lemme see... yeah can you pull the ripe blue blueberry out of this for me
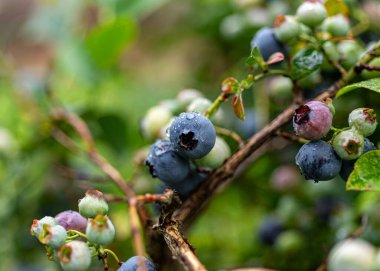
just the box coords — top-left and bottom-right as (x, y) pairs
(258, 217), (283, 246)
(293, 101), (333, 140)
(145, 139), (190, 184)
(169, 171), (209, 199)
(340, 138), (377, 182)
(169, 112), (216, 160)
(55, 210), (87, 233)
(250, 27), (286, 61)
(117, 256), (156, 271)
(295, 140), (342, 181)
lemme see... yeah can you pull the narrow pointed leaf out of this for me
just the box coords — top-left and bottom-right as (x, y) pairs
(232, 94), (245, 120)
(336, 78), (380, 97)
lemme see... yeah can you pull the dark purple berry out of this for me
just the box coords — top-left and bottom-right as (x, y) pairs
(250, 27), (286, 60)
(258, 217), (283, 246)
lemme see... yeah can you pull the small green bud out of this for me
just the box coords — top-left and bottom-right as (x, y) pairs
(78, 190), (109, 218)
(30, 216), (57, 238)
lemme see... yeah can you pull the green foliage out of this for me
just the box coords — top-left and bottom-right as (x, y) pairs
(346, 150), (380, 191)
(336, 78), (380, 97)
(291, 46), (323, 80)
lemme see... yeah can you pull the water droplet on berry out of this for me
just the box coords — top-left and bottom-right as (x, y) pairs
(186, 113), (195, 120)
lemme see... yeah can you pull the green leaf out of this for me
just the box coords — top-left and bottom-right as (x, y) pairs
(246, 47), (266, 70)
(85, 17), (138, 69)
(346, 150), (380, 191)
(325, 0), (349, 17)
(291, 46), (323, 80)
(336, 78), (380, 97)
(232, 94), (245, 120)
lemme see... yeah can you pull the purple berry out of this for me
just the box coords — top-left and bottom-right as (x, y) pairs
(258, 217), (283, 246)
(118, 256), (156, 271)
(293, 101), (333, 140)
(55, 210), (87, 233)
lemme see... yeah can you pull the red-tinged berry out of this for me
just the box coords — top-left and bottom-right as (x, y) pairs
(86, 214), (115, 245)
(78, 190), (109, 218)
(348, 108), (377, 137)
(293, 101), (333, 140)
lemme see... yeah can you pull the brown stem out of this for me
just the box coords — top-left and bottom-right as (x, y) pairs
(215, 126), (245, 148)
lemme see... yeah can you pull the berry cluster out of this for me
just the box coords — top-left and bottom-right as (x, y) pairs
(294, 102), (377, 182)
(142, 89), (233, 199)
(145, 111), (216, 198)
(31, 190), (114, 270)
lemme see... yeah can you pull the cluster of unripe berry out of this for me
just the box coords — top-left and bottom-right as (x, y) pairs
(250, 0), (362, 69)
(293, 100), (377, 182)
(30, 190), (156, 271)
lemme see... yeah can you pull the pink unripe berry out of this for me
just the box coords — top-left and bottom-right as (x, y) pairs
(293, 101), (333, 140)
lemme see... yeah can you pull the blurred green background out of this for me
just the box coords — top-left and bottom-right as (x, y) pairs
(1, 0), (380, 270)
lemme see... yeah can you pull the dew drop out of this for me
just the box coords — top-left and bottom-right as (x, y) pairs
(186, 113), (195, 120)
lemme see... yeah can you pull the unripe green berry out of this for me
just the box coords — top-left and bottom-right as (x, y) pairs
(362, 58), (380, 79)
(269, 76), (293, 99)
(187, 97), (212, 113)
(348, 108), (377, 137)
(141, 105), (173, 140)
(296, 0), (327, 27)
(86, 214), (115, 245)
(328, 239), (377, 271)
(176, 88), (204, 108)
(39, 224), (67, 249)
(322, 15), (350, 37)
(274, 15), (301, 43)
(78, 190), (109, 218)
(332, 129), (364, 160)
(57, 241), (91, 271)
(197, 136), (231, 169)
(338, 41), (364, 69)
(30, 216), (57, 238)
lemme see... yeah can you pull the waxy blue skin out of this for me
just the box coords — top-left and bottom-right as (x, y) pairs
(258, 217), (283, 246)
(145, 140), (190, 184)
(340, 138), (377, 182)
(250, 27), (287, 60)
(296, 140), (342, 181)
(118, 256), (156, 271)
(169, 112), (216, 160)
(169, 171), (209, 199)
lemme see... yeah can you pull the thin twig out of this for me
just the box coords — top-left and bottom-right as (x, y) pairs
(215, 126), (245, 148)
(275, 130), (309, 144)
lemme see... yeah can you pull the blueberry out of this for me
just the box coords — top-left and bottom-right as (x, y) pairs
(273, 16), (301, 43)
(235, 109), (256, 140)
(169, 112), (216, 160)
(78, 189), (109, 218)
(169, 171), (208, 199)
(39, 224), (67, 248)
(197, 136), (231, 169)
(250, 27), (286, 61)
(322, 14), (350, 38)
(340, 138), (377, 181)
(332, 129), (364, 160)
(145, 139), (191, 184)
(118, 256), (156, 271)
(258, 217), (283, 246)
(141, 105), (173, 140)
(314, 196), (338, 222)
(296, 0), (327, 27)
(348, 108), (377, 137)
(293, 101), (333, 140)
(57, 241), (91, 271)
(86, 215), (115, 245)
(295, 140), (342, 181)
(55, 210), (87, 233)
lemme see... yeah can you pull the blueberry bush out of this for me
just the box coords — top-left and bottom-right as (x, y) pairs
(2, 0), (380, 270)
